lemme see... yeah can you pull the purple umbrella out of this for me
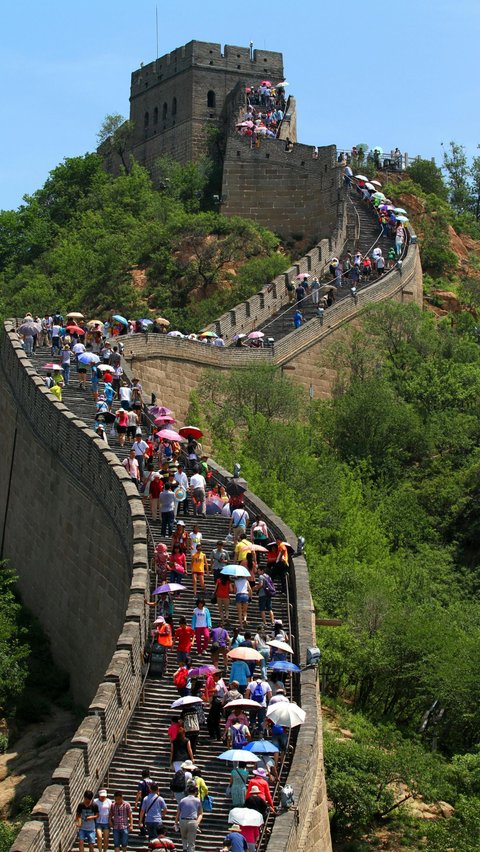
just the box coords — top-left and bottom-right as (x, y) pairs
(188, 665), (218, 678)
(153, 583), (186, 595)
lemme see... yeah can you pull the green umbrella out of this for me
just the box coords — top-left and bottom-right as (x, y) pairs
(356, 143), (369, 151)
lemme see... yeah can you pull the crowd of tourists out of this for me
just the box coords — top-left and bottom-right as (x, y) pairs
(236, 80), (287, 142)
(17, 316), (304, 852)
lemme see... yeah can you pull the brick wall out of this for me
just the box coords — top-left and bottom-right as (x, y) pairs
(1, 324), (150, 852)
(221, 134), (342, 243)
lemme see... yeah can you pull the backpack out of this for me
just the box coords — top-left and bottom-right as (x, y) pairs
(169, 769), (186, 792)
(262, 574), (277, 597)
(183, 712), (200, 733)
(251, 681), (265, 704)
(139, 778), (152, 798)
(173, 668), (188, 689)
(280, 784), (295, 810)
(231, 725), (248, 748)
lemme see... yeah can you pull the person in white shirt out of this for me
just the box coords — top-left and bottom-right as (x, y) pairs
(190, 471), (207, 517)
(174, 464), (189, 516)
(189, 525), (202, 553)
(132, 435), (148, 479)
(123, 450), (140, 486)
(119, 384), (132, 409)
(94, 789), (112, 852)
(213, 335), (225, 347)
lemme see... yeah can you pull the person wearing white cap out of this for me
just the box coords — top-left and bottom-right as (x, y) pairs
(94, 789), (112, 852)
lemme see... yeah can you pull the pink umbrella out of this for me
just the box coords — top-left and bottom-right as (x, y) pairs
(237, 121), (254, 128)
(154, 415), (176, 425)
(247, 331), (264, 340)
(156, 428), (185, 442)
(296, 273), (310, 280)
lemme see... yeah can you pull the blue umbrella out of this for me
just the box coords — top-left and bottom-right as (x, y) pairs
(243, 741), (279, 754)
(112, 314), (128, 325)
(221, 565), (250, 578)
(268, 661), (301, 673)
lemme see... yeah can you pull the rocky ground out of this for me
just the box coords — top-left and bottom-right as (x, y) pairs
(0, 707), (76, 819)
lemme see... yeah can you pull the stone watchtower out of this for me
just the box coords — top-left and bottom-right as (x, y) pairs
(127, 40), (285, 170)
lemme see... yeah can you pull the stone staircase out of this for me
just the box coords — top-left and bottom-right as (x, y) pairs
(257, 194), (393, 344)
(32, 346), (293, 851)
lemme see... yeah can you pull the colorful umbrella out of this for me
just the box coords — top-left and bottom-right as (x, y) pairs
(153, 583), (186, 595)
(267, 640), (294, 654)
(247, 331), (264, 339)
(112, 314), (128, 325)
(156, 428), (184, 442)
(221, 565), (251, 578)
(149, 406), (173, 417)
(269, 661), (301, 673)
(66, 324), (85, 335)
(243, 741), (279, 754)
(171, 696), (203, 709)
(266, 702), (306, 727)
(218, 750), (260, 764)
(179, 426), (203, 440)
(198, 331), (218, 338)
(206, 501), (222, 516)
(40, 363), (63, 370)
(78, 352), (100, 365)
(228, 807), (263, 826)
(227, 648), (264, 662)
(188, 665), (218, 678)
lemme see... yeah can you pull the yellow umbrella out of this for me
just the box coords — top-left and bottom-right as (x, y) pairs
(66, 311), (84, 319)
(87, 319), (104, 328)
(155, 316), (170, 326)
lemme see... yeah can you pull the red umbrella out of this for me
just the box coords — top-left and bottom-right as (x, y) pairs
(65, 324), (85, 335)
(156, 428), (185, 442)
(261, 80), (272, 87)
(179, 426), (203, 440)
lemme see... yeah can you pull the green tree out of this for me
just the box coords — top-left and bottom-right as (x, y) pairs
(97, 113), (135, 173)
(443, 141), (472, 213)
(0, 563), (29, 713)
(408, 159), (448, 199)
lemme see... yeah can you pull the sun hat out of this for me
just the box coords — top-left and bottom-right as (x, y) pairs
(253, 768), (268, 778)
(98, 789), (107, 797)
(181, 760), (197, 770)
(249, 785), (261, 793)
(229, 825), (242, 832)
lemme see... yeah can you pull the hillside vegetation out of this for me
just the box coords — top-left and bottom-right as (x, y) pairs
(0, 154), (288, 330)
(192, 299), (480, 849)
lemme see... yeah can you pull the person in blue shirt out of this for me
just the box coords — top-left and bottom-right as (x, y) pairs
(293, 309), (303, 329)
(222, 825), (248, 852)
(139, 784), (167, 841)
(229, 659), (251, 694)
(104, 382), (114, 410)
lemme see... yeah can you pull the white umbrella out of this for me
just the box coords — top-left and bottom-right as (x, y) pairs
(167, 330), (184, 338)
(66, 311), (84, 319)
(228, 807), (264, 827)
(224, 699), (263, 710)
(217, 750), (260, 764)
(96, 364), (111, 372)
(170, 696), (203, 709)
(78, 352), (100, 365)
(266, 702), (306, 728)
(267, 640), (294, 654)
(355, 174), (368, 181)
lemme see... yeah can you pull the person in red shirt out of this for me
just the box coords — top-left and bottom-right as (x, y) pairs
(246, 768), (274, 809)
(169, 544), (186, 583)
(149, 473), (163, 521)
(103, 370), (113, 384)
(175, 616), (195, 663)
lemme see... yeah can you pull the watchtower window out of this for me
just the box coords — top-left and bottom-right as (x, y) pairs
(144, 111), (149, 128)
(162, 102), (168, 120)
(153, 107), (158, 125)
(172, 97), (177, 116)
(207, 90), (216, 108)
